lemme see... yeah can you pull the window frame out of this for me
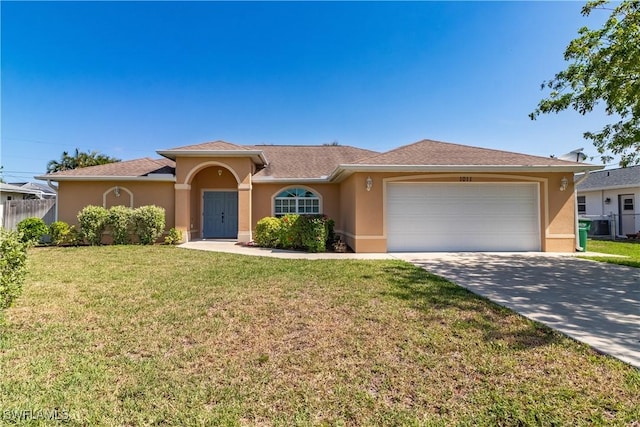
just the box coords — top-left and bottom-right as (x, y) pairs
(577, 195), (586, 214)
(273, 187), (322, 216)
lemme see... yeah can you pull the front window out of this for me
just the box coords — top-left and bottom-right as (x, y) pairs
(577, 196), (586, 214)
(274, 188), (320, 215)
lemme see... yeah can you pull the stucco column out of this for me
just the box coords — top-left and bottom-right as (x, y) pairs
(237, 183), (252, 243)
(175, 184), (191, 242)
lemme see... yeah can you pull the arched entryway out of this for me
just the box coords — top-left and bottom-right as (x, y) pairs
(188, 163), (240, 239)
(173, 154), (254, 243)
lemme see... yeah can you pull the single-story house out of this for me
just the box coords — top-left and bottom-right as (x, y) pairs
(576, 165), (640, 237)
(0, 182), (52, 202)
(35, 139), (602, 252)
(9, 182), (57, 199)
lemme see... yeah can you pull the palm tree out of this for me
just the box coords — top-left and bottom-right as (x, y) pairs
(47, 149), (120, 173)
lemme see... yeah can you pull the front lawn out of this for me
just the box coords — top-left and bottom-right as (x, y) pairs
(1, 246), (639, 425)
(584, 238), (640, 268)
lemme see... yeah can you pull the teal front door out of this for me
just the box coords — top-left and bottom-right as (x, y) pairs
(203, 191), (238, 238)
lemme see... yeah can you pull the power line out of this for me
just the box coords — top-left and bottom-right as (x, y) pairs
(1, 136), (67, 146)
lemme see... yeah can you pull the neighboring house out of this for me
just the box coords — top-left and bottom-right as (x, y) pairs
(1, 182), (57, 230)
(35, 139), (601, 252)
(576, 165), (640, 237)
(0, 182), (49, 202)
(9, 182), (57, 199)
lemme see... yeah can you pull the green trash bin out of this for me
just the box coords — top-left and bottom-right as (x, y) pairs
(578, 218), (592, 252)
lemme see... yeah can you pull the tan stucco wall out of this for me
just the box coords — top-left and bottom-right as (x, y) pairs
(57, 181), (175, 230)
(338, 175), (357, 250)
(56, 168), (577, 252)
(175, 157), (253, 185)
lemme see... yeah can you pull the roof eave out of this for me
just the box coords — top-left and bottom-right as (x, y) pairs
(157, 149), (268, 166)
(34, 175), (177, 182)
(577, 184), (640, 192)
(252, 177), (329, 184)
(327, 164), (604, 181)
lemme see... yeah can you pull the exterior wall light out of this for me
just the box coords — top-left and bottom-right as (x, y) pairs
(560, 177), (569, 192)
(114, 186), (120, 197)
(605, 197), (611, 204)
(366, 176), (373, 192)
(218, 169), (223, 176)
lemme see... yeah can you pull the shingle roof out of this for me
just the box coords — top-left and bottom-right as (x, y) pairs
(576, 165), (640, 191)
(352, 139), (586, 166)
(37, 139), (600, 182)
(163, 140), (253, 151)
(0, 182), (46, 196)
(37, 158), (175, 178)
(251, 145), (379, 179)
(9, 182), (57, 194)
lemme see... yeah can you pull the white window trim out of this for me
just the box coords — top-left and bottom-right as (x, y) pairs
(577, 195), (586, 214)
(271, 186), (322, 216)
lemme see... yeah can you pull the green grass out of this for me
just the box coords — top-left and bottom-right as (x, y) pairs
(583, 238), (640, 267)
(1, 246), (639, 426)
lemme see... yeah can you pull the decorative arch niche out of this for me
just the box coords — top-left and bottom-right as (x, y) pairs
(103, 186), (133, 208)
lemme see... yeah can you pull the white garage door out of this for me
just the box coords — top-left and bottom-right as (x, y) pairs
(387, 182), (540, 252)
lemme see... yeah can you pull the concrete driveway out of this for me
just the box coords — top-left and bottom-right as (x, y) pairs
(393, 253), (640, 369)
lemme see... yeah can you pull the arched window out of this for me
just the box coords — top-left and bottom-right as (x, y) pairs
(274, 188), (320, 215)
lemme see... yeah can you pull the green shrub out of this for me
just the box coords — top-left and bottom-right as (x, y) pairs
(164, 228), (183, 245)
(0, 229), (29, 310)
(49, 221), (82, 246)
(254, 217), (281, 248)
(107, 205), (133, 245)
(255, 214), (332, 252)
(16, 217), (48, 244)
(132, 205), (165, 245)
(49, 221), (71, 245)
(78, 206), (109, 245)
(305, 216), (328, 253)
(65, 226), (82, 246)
(290, 215), (327, 253)
(325, 218), (336, 247)
(278, 214), (300, 249)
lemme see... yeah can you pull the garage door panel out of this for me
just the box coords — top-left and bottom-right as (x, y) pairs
(387, 183), (540, 252)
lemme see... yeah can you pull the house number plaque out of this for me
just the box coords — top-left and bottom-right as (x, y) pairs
(459, 176), (473, 182)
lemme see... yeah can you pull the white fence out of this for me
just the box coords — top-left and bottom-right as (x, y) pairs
(1, 199), (56, 231)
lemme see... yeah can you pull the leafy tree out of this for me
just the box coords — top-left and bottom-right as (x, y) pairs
(47, 148), (120, 173)
(530, 0), (640, 166)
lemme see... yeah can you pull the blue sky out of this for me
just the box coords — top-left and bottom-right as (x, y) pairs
(1, 1), (612, 182)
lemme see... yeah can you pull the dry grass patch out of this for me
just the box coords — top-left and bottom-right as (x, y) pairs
(1, 246), (639, 426)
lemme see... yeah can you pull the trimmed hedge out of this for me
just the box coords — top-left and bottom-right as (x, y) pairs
(108, 205), (133, 245)
(78, 205), (109, 245)
(78, 205), (166, 245)
(254, 214), (335, 253)
(132, 205), (165, 245)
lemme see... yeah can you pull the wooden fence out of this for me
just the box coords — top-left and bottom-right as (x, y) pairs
(1, 199), (56, 231)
